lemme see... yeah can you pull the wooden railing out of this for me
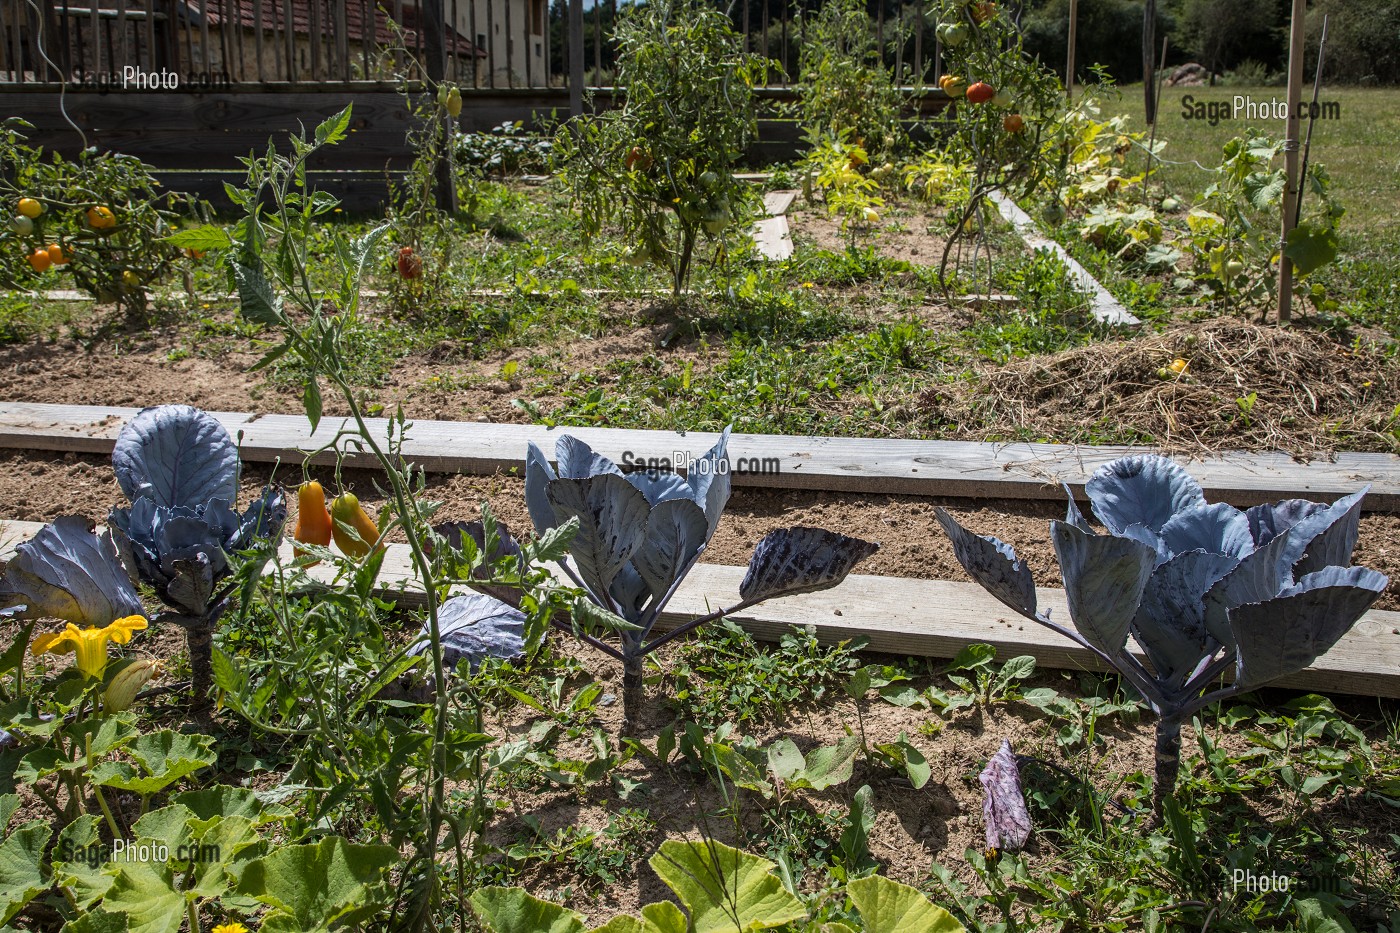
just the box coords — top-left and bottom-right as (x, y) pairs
(0, 0), (553, 89)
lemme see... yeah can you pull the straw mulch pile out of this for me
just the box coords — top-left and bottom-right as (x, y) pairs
(929, 317), (1400, 455)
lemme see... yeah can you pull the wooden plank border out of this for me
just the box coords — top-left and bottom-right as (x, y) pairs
(989, 190), (1141, 327)
(1, 519), (1396, 698)
(0, 401), (1398, 509)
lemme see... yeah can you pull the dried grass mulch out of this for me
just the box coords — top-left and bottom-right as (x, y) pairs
(930, 317), (1400, 456)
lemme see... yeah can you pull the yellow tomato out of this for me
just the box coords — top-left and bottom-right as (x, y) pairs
(1169, 358), (1188, 374)
(26, 249), (52, 273)
(86, 206), (117, 230)
(17, 198), (43, 219)
(121, 270), (140, 287)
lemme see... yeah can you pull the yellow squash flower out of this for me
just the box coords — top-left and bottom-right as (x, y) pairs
(30, 616), (148, 679)
(212, 923), (249, 933)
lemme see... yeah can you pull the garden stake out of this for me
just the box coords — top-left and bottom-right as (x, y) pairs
(1294, 15), (1329, 228)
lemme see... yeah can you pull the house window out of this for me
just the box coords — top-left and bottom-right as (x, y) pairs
(535, 41), (542, 57)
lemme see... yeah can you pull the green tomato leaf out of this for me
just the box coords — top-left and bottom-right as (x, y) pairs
(162, 225), (232, 251)
(649, 839), (805, 932)
(314, 104), (353, 147)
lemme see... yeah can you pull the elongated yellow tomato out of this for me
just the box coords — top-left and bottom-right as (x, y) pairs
(330, 491), (383, 559)
(293, 481), (333, 562)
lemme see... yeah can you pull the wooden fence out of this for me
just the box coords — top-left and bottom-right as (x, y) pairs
(0, 0), (550, 89)
(0, 0), (947, 92)
(0, 0), (951, 209)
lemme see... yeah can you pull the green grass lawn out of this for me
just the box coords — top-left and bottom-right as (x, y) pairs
(1104, 84), (1400, 244)
(1102, 84), (1400, 337)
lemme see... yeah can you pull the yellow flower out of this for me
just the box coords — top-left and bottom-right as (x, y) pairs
(31, 616), (148, 679)
(212, 924), (250, 933)
(801, 282), (815, 288)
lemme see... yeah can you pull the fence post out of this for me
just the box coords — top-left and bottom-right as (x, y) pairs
(568, 0), (584, 116)
(422, 0), (459, 213)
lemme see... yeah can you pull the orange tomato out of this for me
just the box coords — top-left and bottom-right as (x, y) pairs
(1003, 113), (1026, 133)
(26, 249), (52, 273)
(86, 205), (116, 230)
(46, 243), (70, 265)
(966, 82), (995, 105)
(293, 481), (334, 563)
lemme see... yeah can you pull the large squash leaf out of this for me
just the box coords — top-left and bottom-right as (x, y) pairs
(846, 874), (966, 933)
(649, 839), (804, 933)
(470, 885), (587, 933)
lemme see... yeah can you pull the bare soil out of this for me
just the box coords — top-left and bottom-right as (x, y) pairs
(3, 451), (1398, 611)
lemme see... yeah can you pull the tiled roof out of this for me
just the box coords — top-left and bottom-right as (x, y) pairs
(184, 1), (483, 57)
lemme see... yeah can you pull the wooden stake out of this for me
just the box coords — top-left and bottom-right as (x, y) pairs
(568, 0), (584, 116)
(1277, 0), (1307, 325)
(1065, 0), (1077, 98)
(1142, 0), (1156, 123)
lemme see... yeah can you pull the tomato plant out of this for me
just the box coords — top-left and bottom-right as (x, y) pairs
(793, 0), (910, 161)
(0, 117), (193, 317)
(924, 0), (1066, 285)
(553, 0), (767, 297)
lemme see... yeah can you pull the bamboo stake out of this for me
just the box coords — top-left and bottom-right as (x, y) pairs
(1276, 0), (1306, 326)
(1065, 0), (1077, 97)
(1295, 14), (1328, 227)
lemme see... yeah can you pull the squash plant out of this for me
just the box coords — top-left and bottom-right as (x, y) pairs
(552, 0), (767, 296)
(1182, 133), (1342, 314)
(471, 839), (968, 932)
(936, 454), (1387, 820)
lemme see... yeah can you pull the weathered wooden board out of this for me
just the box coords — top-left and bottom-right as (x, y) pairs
(1, 401), (1398, 509)
(762, 190), (798, 217)
(2, 519), (1395, 698)
(751, 216), (794, 261)
(989, 190), (1141, 327)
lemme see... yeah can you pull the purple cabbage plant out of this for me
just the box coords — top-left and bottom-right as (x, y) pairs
(107, 405), (286, 716)
(505, 428), (880, 732)
(937, 454), (1388, 819)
